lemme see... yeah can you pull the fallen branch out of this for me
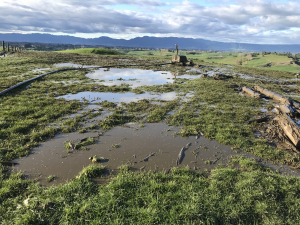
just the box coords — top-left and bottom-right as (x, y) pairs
(242, 86), (261, 98)
(253, 86), (292, 105)
(273, 111), (300, 148)
(279, 104), (297, 116)
(140, 152), (155, 162)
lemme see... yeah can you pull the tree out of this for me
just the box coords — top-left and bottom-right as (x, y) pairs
(246, 54), (253, 61)
(251, 52), (259, 57)
(24, 43), (32, 48)
(294, 53), (300, 59)
(236, 59), (242, 65)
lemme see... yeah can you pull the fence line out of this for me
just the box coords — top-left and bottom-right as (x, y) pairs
(1, 40), (23, 52)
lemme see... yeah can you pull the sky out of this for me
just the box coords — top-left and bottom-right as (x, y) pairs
(0, 0), (299, 44)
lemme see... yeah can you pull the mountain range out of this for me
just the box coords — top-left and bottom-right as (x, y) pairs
(1, 33), (300, 53)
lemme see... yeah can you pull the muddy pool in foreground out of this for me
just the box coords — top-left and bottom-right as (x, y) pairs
(13, 122), (296, 186)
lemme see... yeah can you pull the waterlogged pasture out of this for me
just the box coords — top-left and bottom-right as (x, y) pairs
(2, 51), (300, 223)
(86, 67), (203, 87)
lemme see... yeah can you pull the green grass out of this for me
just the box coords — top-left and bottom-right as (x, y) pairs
(56, 48), (125, 55)
(46, 175), (56, 183)
(127, 49), (300, 73)
(2, 157), (300, 224)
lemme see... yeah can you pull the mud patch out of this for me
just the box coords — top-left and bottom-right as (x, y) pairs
(12, 123), (296, 186)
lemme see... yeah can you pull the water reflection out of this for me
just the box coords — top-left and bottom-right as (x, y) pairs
(86, 68), (202, 87)
(58, 91), (181, 103)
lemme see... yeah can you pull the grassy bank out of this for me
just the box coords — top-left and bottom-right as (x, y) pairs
(1, 157), (300, 224)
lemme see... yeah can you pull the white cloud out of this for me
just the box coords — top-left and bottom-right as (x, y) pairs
(1, 0), (300, 44)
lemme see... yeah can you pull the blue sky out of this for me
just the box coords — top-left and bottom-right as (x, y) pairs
(0, 0), (300, 44)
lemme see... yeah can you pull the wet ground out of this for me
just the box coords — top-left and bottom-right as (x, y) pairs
(13, 122), (298, 186)
(58, 91), (193, 104)
(5, 58), (300, 186)
(86, 68), (202, 87)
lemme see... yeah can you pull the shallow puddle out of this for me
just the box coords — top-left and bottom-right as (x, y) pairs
(12, 123), (297, 186)
(32, 68), (50, 73)
(58, 91), (185, 103)
(86, 68), (202, 87)
(260, 108), (268, 112)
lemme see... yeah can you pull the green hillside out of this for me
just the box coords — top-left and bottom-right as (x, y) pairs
(56, 48), (124, 55)
(127, 50), (300, 73)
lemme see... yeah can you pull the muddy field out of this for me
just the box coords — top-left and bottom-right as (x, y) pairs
(1, 51), (300, 186)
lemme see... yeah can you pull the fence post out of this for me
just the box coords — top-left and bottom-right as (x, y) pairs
(2, 41), (4, 51)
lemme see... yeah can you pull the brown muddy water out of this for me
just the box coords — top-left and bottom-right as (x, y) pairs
(12, 123), (298, 186)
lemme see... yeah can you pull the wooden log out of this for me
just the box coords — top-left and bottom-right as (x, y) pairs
(284, 139), (300, 154)
(280, 104), (296, 115)
(293, 101), (300, 109)
(254, 86), (291, 104)
(242, 86), (261, 98)
(247, 116), (270, 124)
(274, 112), (300, 148)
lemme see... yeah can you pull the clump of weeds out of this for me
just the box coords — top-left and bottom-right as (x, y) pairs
(76, 137), (97, 150)
(112, 144), (120, 149)
(46, 175), (56, 183)
(76, 164), (106, 179)
(78, 127), (88, 133)
(101, 100), (116, 108)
